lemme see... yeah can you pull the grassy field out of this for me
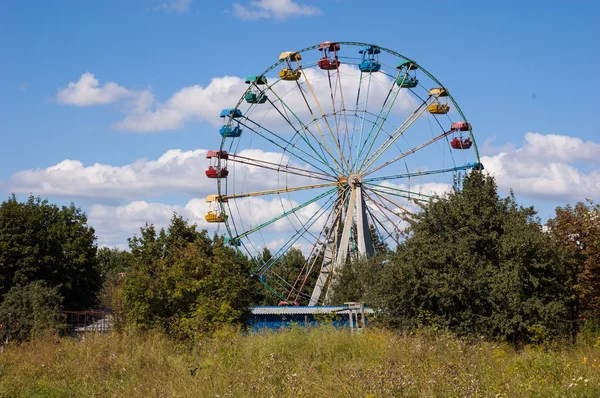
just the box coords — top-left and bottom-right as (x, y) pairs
(0, 327), (599, 397)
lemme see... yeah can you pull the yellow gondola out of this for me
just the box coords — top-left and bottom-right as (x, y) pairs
(428, 103), (450, 114)
(205, 212), (228, 223)
(279, 68), (301, 81)
(205, 195), (228, 223)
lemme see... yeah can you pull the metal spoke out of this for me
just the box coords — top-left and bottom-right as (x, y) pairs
(256, 192), (339, 274)
(358, 93), (438, 173)
(296, 67), (351, 173)
(230, 188), (337, 241)
(239, 118), (337, 176)
(262, 82), (345, 172)
(223, 182), (338, 200)
(363, 128), (457, 176)
(364, 182), (433, 200)
(228, 153), (336, 182)
(364, 163), (480, 183)
(353, 71), (403, 170)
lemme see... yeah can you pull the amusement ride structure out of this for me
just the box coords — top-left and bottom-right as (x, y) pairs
(203, 42), (482, 306)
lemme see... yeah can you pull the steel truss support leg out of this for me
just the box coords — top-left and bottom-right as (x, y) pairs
(356, 186), (374, 257)
(310, 185), (374, 305)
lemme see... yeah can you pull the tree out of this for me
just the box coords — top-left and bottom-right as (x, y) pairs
(547, 200), (600, 327)
(0, 195), (100, 309)
(97, 247), (131, 280)
(371, 172), (570, 344)
(121, 215), (253, 338)
(329, 254), (388, 305)
(0, 281), (63, 342)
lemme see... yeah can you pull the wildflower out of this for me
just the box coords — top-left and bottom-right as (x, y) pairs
(582, 357), (588, 365)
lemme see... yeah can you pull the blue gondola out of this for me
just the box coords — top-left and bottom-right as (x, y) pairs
(220, 108), (244, 138)
(220, 108), (243, 118)
(219, 126), (243, 138)
(359, 46), (381, 73)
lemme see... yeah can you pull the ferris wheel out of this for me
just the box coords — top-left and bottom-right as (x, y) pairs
(203, 41), (482, 305)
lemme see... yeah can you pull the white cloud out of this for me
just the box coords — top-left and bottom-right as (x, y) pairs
(10, 149), (211, 201)
(89, 195), (328, 248)
(112, 65), (413, 134)
(232, 0), (322, 20)
(56, 72), (140, 107)
(481, 132), (600, 201)
(112, 76), (244, 132)
(89, 199), (210, 246)
(9, 148), (321, 202)
(154, 0), (192, 12)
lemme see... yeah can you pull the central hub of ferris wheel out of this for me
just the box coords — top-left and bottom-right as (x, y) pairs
(337, 173), (363, 189)
(347, 173), (363, 188)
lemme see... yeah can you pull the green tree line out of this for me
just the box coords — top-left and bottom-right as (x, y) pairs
(0, 172), (598, 345)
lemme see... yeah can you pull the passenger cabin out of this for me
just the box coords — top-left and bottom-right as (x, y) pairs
(205, 195), (228, 223)
(396, 60), (419, 88)
(396, 76), (418, 88)
(359, 45), (381, 73)
(450, 137), (473, 149)
(278, 51), (302, 81)
(428, 88), (450, 114)
(318, 41), (341, 70)
(279, 68), (301, 81)
(451, 121), (471, 131)
(205, 150), (229, 179)
(219, 108), (244, 138)
(245, 75), (268, 104)
(428, 103), (450, 114)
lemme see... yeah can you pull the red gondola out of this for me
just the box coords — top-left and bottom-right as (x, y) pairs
(451, 137), (473, 150)
(205, 150), (229, 178)
(318, 41), (341, 70)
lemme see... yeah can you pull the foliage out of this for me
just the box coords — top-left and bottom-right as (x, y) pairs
(1, 328), (600, 397)
(121, 215), (253, 339)
(371, 172), (571, 344)
(547, 200), (600, 325)
(0, 195), (100, 309)
(329, 254), (387, 305)
(97, 247), (131, 280)
(97, 247), (131, 330)
(0, 281), (63, 342)
(259, 247), (311, 305)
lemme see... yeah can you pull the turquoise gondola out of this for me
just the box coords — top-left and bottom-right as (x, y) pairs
(245, 75), (269, 104)
(359, 46), (381, 72)
(219, 108), (244, 138)
(396, 60), (418, 87)
(396, 75), (418, 88)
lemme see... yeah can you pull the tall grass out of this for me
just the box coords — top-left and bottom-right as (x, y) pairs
(0, 327), (599, 397)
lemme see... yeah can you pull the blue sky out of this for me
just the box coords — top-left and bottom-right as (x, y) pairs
(1, 0), (599, 249)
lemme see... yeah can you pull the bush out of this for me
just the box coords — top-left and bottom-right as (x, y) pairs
(0, 281), (63, 342)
